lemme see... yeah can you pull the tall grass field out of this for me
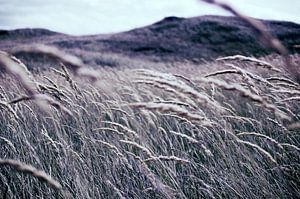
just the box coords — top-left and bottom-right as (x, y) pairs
(0, 50), (299, 198)
(0, 1), (300, 198)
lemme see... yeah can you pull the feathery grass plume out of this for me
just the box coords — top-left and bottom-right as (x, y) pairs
(281, 143), (300, 152)
(0, 51), (36, 96)
(237, 132), (283, 149)
(38, 79), (73, 101)
(134, 68), (177, 81)
(9, 44), (83, 71)
(60, 63), (79, 91)
(9, 44), (99, 81)
(209, 65), (264, 94)
(236, 139), (277, 164)
(134, 69), (223, 112)
(120, 140), (154, 158)
(41, 95), (72, 116)
(125, 102), (212, 126)
(222, 102), (236, 113)
(43, 76), (59, 89)
(9, 55), (32, 76)
(93, 139), (124, 157)
(266, 117), (289, 132)
(267, 77), (299, 86)
(134, 79), (198, 108)
(272, 89), (300, 96)
(161, 113), (194, 125)
(105, 107), (133, 117)
(173, 73), (196, 86)
(223, 115), (260, 126)
(170, 131), (199, 144)
(0, 52), (72, 116)
(0, 136), (16, 152)
(217, 55), (281, 72)
(143, 155), (190, 164)
(199, 78), (291, 120)
(271, 82), (299, 90)
(92, 127), (125, 136)
(8, 94), (73, 116)
(0, 100), (18, 117)
(0, 159), (62, 190)
(41, 129), (60, 153)
(153, 100), (191, 108)
(200, 0), (300, 82)
(101, 121), (139, 138)
(219, 64), (267, 94)
(37, 82), (69, 99)
(226, 63), (274, 87)
(125, 151), (141, 161)
(280, 96), (300, 102)
(273, 88), (300, 96)
(204, 69), (239, 78)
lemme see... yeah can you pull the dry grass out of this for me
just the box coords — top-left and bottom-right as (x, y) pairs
(0, 1), (299, 198)
(0, 49), (299, 198)
(0, 159), (62, 190)
(200, 0), (300, 82)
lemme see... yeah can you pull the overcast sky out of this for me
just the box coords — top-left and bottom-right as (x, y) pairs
(0, 0), (299, 35)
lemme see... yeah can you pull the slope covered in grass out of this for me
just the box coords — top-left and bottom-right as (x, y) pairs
(0, 51), (299, 198)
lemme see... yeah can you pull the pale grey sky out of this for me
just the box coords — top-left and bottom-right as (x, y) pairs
(0, 0), (299, 35)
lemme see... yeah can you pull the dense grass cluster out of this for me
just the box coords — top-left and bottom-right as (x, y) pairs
(0, 52), (299, 198)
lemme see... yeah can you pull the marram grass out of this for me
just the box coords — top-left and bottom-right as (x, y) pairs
(0, 50), (299, 198)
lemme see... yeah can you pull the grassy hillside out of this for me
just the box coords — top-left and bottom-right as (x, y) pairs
(0, 49), (300, 198)
(1, 13), (300, 199)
